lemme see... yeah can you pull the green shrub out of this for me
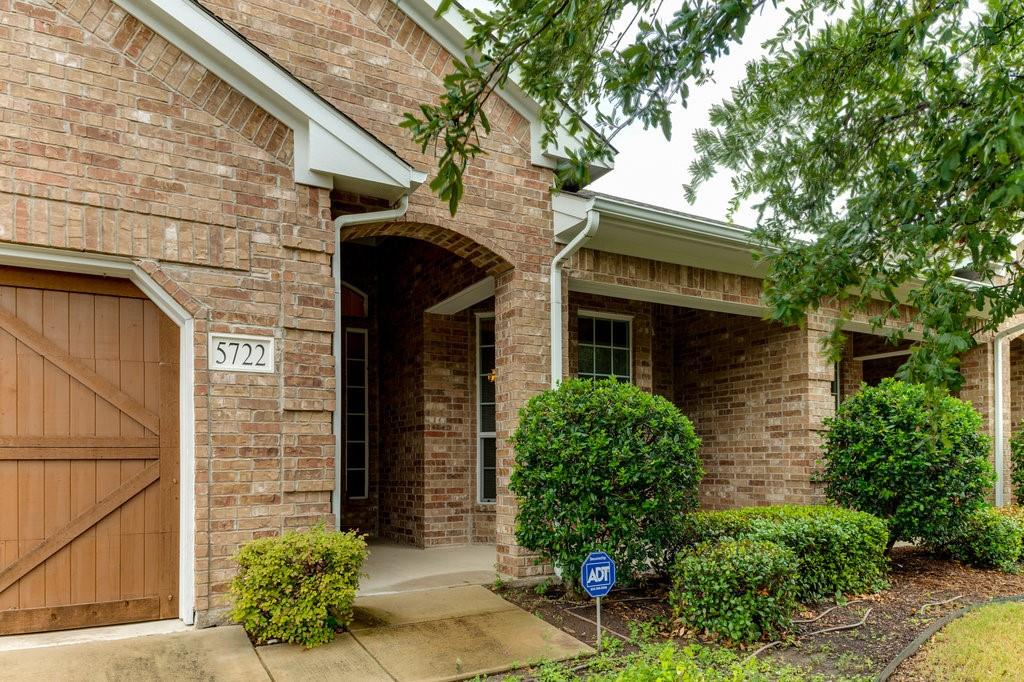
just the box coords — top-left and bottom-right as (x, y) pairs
(995, 505), (1024, 527)
(230, 525), (367, 647)
(942, 506), (1023, 572)
(681, 505), (888, 602)
(670, 539), (798, 644)
(821, 379), (993, 548)
(1011, 425), (1024, 504)
(510, 378), (703, 583)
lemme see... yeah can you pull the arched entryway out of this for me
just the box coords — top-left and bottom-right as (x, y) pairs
(335, 219), (529, 590)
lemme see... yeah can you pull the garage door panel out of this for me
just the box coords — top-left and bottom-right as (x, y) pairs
(0, 272), (178, 634)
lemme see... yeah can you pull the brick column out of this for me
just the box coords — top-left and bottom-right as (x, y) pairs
(493, 267), (549, 577)
(960, 338), (1009, 503)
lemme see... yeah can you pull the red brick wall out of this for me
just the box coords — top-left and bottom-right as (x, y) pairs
(0, 0), (342, 619)
(674, 309), (822, 508)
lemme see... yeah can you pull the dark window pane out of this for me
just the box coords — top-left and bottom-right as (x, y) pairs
(481, 347), (495, 373)
(347, 413), (365, 435)
(347, 470), (366, 498)
(482, 437), (496, 468)
(479, 318), (495, 345)
(612, 349), (630, 378)
(595, 318), (612, 345)
(347, 359), (365, 385)
(480, 377), (495, 403)
(578, 316), (594, 343)
(613, 321), (629, 347)
(346, 443), (365, 468)
(578, 345), (594, 374)
(346, 387), (365, 413)
(482, 468), (497, 502)
(481, 405), (496, 433)
(346, 331), (366, 357)
(595, 347), (612, 376)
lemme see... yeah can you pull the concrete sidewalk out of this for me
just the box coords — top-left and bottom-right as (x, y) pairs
(258, 585), (591, 681)
(0, 585), (590, 682)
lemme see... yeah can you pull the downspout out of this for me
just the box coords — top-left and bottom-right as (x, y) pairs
(550, 209), (600, 388)
(332, 194), (410, 527)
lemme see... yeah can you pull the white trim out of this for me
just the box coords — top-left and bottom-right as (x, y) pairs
(577, 309), (633, 322)
(342, 328), (370, 501)
(0, 243), (196, 625)
(425, 277), (495, 315)
(114, 0), (425, 198)
(475, 314), (497, 504)
(393, 0), (614, 180)
(568, 278), (768, 318)
(852, 349), (913, 362)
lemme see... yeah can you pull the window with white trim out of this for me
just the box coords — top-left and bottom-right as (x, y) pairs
(477, 315), (497, 503)
(344, 328), (369, 499)
(577, 314), (632, 382)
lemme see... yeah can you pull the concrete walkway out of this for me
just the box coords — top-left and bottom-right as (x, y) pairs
(360, 541), (499, 595)
(258, 585), (591, 681)
(0, 585), (590, 682)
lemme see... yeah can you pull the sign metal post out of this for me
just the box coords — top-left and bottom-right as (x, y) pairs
(580, 550), (616, 652)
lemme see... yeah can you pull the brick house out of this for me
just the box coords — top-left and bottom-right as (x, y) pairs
(0, 0), (1017, 634)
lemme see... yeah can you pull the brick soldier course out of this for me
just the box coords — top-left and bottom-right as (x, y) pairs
(0, 0), (1016, 631)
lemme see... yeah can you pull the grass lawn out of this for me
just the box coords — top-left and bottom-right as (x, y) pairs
(901, 601), (1024, 681)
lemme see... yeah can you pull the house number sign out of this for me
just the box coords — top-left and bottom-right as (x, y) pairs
(208, 333), (274, 373)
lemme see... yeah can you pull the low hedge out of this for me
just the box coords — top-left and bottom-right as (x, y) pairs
(942, 507), (1023, 572)
(230, 525), (368, 647)
(670, 539), (798, 644)
(681, 505), (889, 602)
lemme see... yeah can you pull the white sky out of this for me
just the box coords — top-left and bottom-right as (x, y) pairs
(588, 10), (793, 227)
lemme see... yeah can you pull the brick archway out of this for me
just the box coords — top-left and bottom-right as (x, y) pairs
(340, 221), (513, 276)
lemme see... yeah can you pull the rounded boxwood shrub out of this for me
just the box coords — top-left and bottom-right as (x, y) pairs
(230, 525), (368, 647)
(670, 539), (797, 644)
(681, 505), (889, 602)
(821, 379), (993, 548)
(510, 378), (703, 584)
(942, 506), (1023, 572)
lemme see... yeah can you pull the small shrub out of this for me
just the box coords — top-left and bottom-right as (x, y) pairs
(942, 506), (1023, 572)
(681, 505), (888, 602)
(510, 378), (703, 583)
(821, 379), (993, 548)
(1011, 425), (1024, 504)
(995, 505), (1024, 527)
(230, 525), (367, 647)
(670, 539), (798, 644)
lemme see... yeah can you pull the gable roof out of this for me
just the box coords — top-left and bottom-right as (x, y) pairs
(116, 0), (426, 199)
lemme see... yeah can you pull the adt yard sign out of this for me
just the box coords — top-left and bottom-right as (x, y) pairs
(581, 551), (616, 598)
(580, 550), (616, 651)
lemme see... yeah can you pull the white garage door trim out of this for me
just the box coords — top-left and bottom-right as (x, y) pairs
(0, 243), (196, 625)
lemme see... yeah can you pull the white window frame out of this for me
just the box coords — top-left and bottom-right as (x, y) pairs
(340, 281), (369, 317)
(344, 327), (369, 500)
(577, 311), (634, 383)
(476, 313), (497, 504)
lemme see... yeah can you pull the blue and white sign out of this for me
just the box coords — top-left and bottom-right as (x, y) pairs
(580, 550), (616, 598)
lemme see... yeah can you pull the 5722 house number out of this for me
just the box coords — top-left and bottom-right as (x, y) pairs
(208, 333), (274, 374)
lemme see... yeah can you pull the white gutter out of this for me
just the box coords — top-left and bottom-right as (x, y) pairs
(331, 195), (410, 524)
(992, 322), (1024, 506)
(550, 209), (600, 388)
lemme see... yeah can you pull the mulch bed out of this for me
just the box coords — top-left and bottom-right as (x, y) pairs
(493, 546), (1024, 681)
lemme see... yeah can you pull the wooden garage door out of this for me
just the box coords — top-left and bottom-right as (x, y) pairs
(0, 267), (179, 635)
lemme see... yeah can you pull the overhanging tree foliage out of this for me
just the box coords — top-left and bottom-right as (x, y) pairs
(403, 0), (1024, 389)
